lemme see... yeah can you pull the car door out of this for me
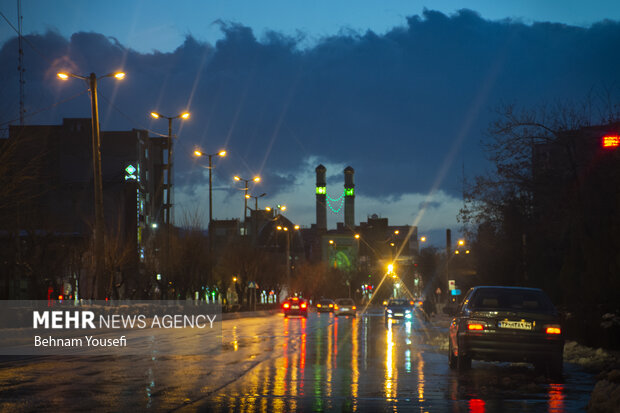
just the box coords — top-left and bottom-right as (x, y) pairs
(450, 288), (474, 354)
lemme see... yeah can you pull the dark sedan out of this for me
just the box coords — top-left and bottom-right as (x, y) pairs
(316, 299), (335, 313)
(282, 297), (308, 318)
(448, 286), (563, 378)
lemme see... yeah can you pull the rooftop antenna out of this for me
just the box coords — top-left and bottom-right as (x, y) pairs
(17, 0), (25, 125)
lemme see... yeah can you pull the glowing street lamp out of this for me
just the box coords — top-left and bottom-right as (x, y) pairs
(150, 110), (190, 226)
(193, 149), (227, 225)
(233, 175), (261, 233)
(152, 111), (189, 222)
(277, 225), (300, 279)
(56, 69), (125, 298)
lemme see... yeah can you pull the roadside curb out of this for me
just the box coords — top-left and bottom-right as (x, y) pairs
(221, 309), (280, 321)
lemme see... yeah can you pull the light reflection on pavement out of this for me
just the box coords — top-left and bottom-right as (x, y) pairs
(0, 309), (594, 412)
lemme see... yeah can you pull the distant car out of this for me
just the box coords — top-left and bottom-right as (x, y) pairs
(385, 298), (414, 323)
(448, 286), (564, 378)
(334, 298), (356, 317)
(282, 297), (308, 318)
(316, 299), (335, 313)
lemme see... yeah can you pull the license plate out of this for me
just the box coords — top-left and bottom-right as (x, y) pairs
(498, 320), (532, 330)
(342, 307), (349, 311)
(291, 305), (299, 309)
(395, 313), (403, 317)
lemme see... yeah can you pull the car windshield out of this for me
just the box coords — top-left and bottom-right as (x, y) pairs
(336, 299), (355, 305)
(388, 299), (410, 306)
(319, 299), (333, 304)
(470, 288), (555, 313)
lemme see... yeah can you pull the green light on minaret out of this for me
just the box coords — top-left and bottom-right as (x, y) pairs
(316, 186), (326, 195)
(345, 188), (354, 196)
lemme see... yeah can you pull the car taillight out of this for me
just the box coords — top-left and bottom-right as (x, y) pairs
(409, 301), (414, 305)
(317, 304), (322, 308)
(352, 306), (356, 310)
(546, 326), (561, 334)
(301, 303), (307, 309)
(329, 304), (333, 308)
(283, 303), (290, 309)
(334, 306), (339, 310)
(418, 301), (423, 306)
(467, 323), (484, 331)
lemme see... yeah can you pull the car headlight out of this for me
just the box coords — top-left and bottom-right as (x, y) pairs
(387, 309), (393, 313)
(405, 309), (411, 313)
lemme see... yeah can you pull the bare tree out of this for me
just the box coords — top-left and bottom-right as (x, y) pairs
(460, 97), (620, 310)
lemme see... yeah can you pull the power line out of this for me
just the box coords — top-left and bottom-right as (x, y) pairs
(0, 10), (54, 64)
(98, 91), (170, 138)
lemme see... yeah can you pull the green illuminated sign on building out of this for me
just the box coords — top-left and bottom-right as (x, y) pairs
(316, 186), (326, 195)
(125, 164), (137, 181)
(345, 188), (354, 196)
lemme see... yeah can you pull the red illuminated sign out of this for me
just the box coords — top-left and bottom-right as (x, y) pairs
(602, 135), (620, 148)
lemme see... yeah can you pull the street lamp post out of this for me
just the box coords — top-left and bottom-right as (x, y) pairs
(57, 70), (125, 299)
(233, 175), (260, 235)
(194, 149), (226, 285)
(150, 111), (189, 296)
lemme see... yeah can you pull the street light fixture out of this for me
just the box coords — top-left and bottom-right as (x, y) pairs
(233, 175), (261, 233)
(57, 69), (125, 298)
(150, 110), (190, 226)
(193, 149), (227, 225)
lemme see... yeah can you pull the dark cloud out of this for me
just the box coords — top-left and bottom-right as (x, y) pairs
(2, 9), (620, 202)
(418, 201), (441, 211)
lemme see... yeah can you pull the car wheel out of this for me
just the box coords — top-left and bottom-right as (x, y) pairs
(448, 341), (457, 370)
(456, 337), (471, 371)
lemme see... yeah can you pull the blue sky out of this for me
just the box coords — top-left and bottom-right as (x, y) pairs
(2, 1), (620, 246)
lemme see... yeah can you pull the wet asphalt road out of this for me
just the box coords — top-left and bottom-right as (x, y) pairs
(0, 308), (596, 412)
